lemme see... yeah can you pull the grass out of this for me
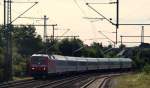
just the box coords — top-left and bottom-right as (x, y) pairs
(113, 72), (150, 88)
(13, 76), (32, 81)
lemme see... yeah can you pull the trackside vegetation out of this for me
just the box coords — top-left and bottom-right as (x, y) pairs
(113, 72), (150, 88)
(0, 25), (150, 82)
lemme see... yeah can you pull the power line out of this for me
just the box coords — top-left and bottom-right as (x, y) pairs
(73, 0), (87, 16)
(98, 30), (115, 44)
(86, 3), (115, 25)
(11, 1), (38, 3)
(11, 2), (38, 23)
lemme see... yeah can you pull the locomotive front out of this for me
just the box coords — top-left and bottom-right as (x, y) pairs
(29, 54), (49, 77)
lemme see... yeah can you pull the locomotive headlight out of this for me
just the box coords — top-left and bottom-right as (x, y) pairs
(32, 67), (35, 70)
(43, 67), (46, 70)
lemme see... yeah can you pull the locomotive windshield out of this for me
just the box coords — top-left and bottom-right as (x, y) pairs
(31, 56), (47, 65)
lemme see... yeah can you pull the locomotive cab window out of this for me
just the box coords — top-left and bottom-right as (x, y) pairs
(31, 56), (47, 65)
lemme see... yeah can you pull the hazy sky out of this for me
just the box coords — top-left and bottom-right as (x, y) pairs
(1, 0), (150, 46)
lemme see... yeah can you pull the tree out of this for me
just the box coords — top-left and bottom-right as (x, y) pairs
(119, 44), (126, 49)
(59, 38), (83, 56)
(82, 46), (97, 57)
(90, 42), (104, 58)
(0, 26), (4, 47)
(0, 25), (4, 81)
(45, 39), (61, 54)
(13, 25), (44, 57)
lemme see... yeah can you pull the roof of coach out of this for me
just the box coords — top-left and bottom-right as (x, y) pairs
(76, 57), (87, 62)
(31, 54), (49, 57)
(108, 58), (122, 61)
(108, 58), (132, 62)
(120, 58), (132, 62)
(86, 58), (98, 62)
(66, 56), (77, 61)
(97, 58), (109, 62)
(51, 55), (67, 60)
(51, 54), (132, 62)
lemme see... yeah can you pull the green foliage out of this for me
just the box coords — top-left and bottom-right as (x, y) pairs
(0, 47), (4, 82)
(131, 48), (150, 69)
(59, 38), (83, 56)
(13, 26), (44, 57)
(89, 42), (104, 58)
(105, 51), (118, 58)
(143, 64), (150, 74)
(13, 47), (26, 77)
(0, 69), (4, 82)
(82, 47), (96, 57)
(114, 72), (150, 88)
(119, 44), (126, 49)
(46, 40), (61, 55)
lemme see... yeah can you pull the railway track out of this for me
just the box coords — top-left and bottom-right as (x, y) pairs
(80, 74), (120, 88)
(35, 73), (120, 88)
(81, 76), (111, 88)
(0, 79), (35, 88)
(33, 73), (97, 88)
(0, 74), (91, 88)
(0, 73), (122, 88)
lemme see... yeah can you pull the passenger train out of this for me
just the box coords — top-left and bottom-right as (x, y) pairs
(28, 54), (132, 78)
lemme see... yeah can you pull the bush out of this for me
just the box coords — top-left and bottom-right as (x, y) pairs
(143, 64), (150, 74)
(13, 51), (27, 77)
(0, 69), (4, 82)
(0, 47), (4, 82)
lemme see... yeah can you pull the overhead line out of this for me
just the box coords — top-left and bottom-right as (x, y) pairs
(11, 1), (38, 3)
(86, 3), (115, 25)
(119, 23), (150, 25)
(46, 36), (79, 38)
(19, 17), (48, 20)
(121, 36), (150, 37)
(87, 2), (117, 5)
(98, 30), (115, 44)
(73, 0), (86, 16)
(11, 2), (38, 23)
(11, 24), (57, 26)
(119, 42), (141, 44)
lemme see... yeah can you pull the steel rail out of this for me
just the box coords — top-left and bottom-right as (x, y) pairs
(0, 79), (35, 88)
(34, 75), (87, 88)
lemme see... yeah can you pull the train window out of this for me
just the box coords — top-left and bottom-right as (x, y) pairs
(31, 56), (47, 65)
(57, 61), (66, 66)
(79, 62), (86, 66)
(67, 61), (77, 66)
(88, 62), (97, 66)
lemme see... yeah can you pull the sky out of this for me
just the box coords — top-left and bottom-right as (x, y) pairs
(1, 0), (150, 47)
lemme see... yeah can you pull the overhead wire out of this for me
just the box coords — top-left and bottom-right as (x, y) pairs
(73, 0), (115, 44)
(98, 30), (115, 43)
(90, 21), (115, 43)
(90, 22), (99, 42)
(73, 0), (87, 16)
(85, 0), (116, 44)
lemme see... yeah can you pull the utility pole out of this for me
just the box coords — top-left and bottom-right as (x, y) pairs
(43, 15), (48, 42)
(120, 35), (123, 45)
(141, 26), (144, 44)
(116, 0), (119, 44)
(52, 24), (57, 42)
(3, 1), (38, 81)
(4, 0), (13, 81)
